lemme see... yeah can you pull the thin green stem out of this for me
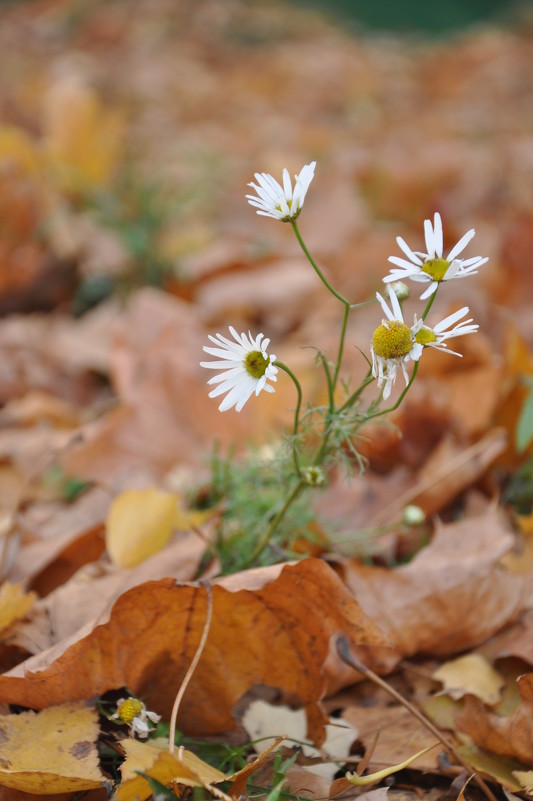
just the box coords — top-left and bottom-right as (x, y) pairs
(317, 352), (335, 411)
(349, 298), (378, 310)
(333, 302), (350, 393)
(275, 360), (302, 475)
(421, 290), (437, 320)
(245, 479), (305, 566)
(291, 221), (350, 305)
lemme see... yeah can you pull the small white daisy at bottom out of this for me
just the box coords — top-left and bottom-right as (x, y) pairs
(110, 698), (160, 739)
(200, 326), (278, 412)
(371, 288), (479, 399)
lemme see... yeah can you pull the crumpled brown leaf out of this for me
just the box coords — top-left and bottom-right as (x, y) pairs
(337, 506), (529, 661)
(0, 558), (386, 745)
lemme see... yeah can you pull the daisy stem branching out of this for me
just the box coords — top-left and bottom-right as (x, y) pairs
(291, 221), (350, 306)
(274, 360), (302, 475)
(333, 302), (350, 393)
(245, 479), (305, 566)
(317, 351), (335, 411)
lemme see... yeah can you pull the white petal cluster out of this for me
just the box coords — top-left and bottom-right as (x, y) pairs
(371, 288), (479, 400)
(371, 288), (422, 400)
(200, 326), (278, 412)
(384, 212), (488, 299)
(414, 307), (479, 356)
(246, 162), (316, 221)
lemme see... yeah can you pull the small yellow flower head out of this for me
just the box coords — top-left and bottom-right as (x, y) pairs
(116, 698), (143, 724)
(111, 697), (161, 739)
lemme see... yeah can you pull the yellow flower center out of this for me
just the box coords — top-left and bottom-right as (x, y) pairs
(245, 350), (270, 379)
(415, 327), (437, 346)
(372, 321), (413, 359)
(117, 698), (143, 724)
(423, 258), (450, 281)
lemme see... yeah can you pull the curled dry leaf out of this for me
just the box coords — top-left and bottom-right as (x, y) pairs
(0, 703), (106, 794)
(337, 506), (527, 662)
(0, 559), (386, 745)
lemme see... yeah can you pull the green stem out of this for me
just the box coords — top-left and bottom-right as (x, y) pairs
(421, 290), (437, 320)
(333, 302), (350, 394)
(291, 221), (350, 306)
(275, 361), (302, 475)
(317, 352), (335, 411)
(246, 479), (305, 566)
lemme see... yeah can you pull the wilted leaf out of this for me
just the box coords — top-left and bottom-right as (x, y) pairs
(433, 654), (504, 705)
(0, 583), (36, 635)
(0, 559), (386, 744)
(105, 487), (178, 568)
(0, 703), (106, 793)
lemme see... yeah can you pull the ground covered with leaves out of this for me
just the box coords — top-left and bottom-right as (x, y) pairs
(1, 1), (533, 799)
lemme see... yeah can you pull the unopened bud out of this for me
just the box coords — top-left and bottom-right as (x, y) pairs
(402, 504), (425, 525)
(301, 465), (326, 487)
(390, 281), (410, 301)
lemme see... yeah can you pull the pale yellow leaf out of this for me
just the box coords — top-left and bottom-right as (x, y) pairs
(0, 581), (36, 634)
(513, 771), (533, 795)
(433, 653), (504, 705)
(0, 703), (106, 794)
(117, 739), (225, 801)
(106, 487), (178, 568)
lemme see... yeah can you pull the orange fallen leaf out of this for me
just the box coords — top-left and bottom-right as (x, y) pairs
(0, 703), (107, 794)
(0, 559), (386, 745)
(455, 673), (533, 765)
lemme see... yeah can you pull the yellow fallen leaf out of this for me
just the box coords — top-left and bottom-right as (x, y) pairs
(0, 703), (106, 794)
(513, 770), (533, 794)
(117, 739), (225, 801)
(106, 487), (178, 568)
(43, 77), (124, 191)
(433, 654), (504, 705)
(0, 581), (36, 635)
(0, 126), (41, 173)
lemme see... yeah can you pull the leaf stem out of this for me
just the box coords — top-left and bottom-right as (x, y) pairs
(169, 583), (213, 754)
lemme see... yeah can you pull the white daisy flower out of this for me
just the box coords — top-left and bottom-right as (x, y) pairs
(111, 698), (160, 739)
(371, 287), (422, 400)
(412, 306), (479, 356)
(200, 326), (278, 412)
(246, 161), (316, 221)
(384, 212), (488, 299)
